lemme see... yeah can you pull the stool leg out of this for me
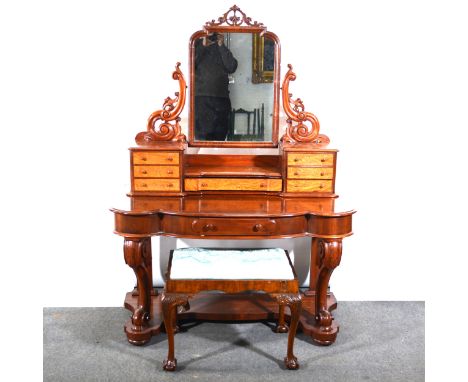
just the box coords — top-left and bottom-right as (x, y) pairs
(277, 294), (302, 370)
(161, 293), (189, 371)
(275, 304), (289, 333)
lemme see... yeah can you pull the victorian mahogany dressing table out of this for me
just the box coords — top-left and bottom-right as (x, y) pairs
(111, 5), (354, 352)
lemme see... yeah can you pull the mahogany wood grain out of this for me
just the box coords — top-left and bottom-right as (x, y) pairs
(112, 195), (354, 347)
(113, 5), (355, 360)
(188, 6), (281, 148)
(185, 154), (282, 178)
(161, 249), (302, 371)
(123, 291), (339, 345)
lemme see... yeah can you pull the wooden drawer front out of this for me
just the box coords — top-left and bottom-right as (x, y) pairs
(185, 178), (282, 192)
(287, 153), (334, 166)
(287, 180), (333, 193)
(287, 167), (334, 179)
(134, 178), (180, 192)
(133, 151), (179, 165)
(191, 218), (277, 236)
(133, 165), (179, 178)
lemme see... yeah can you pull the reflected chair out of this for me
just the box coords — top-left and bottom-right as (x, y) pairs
(228, 104), (265, 141)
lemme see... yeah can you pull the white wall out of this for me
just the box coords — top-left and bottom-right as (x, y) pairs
(2, 0), (467, 309)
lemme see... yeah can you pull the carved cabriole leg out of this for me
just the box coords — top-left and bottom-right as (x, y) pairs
(315, 239), (342, 337)
(276, 294), (302, 370)
(123, 237), (152, 344)
(161, 293), (190, 372)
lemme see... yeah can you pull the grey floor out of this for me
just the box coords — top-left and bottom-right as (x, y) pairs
(43, 302), (424, 382)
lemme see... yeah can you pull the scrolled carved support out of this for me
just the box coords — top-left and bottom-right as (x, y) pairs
(161, 293), (190, 372)
(315, 239), (342, 333)
(281, 64), (330, 147)
(135, 62), (187, 145)
(123, 237), (152, 331)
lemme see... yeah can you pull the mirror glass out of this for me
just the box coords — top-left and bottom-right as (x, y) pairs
(193, 32), (275, 143)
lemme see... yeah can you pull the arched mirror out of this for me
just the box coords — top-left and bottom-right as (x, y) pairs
(188, 6), (281, 147)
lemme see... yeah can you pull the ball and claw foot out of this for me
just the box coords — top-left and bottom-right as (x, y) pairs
(163, 358), (177, 371)
(274, 324), (289, 333)
(284, 356), (299, 370)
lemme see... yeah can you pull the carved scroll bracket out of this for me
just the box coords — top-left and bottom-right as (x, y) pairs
(135, 63), (187, 145)
(315, 239), (343, 332)
(280, 64), (330, 147)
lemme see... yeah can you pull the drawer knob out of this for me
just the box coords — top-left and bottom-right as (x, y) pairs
(167, 157), (173, 161)
(141, 183), (147, 188)
(141, 170), (147, 174)
(319, 184), (324, 189)
(294, 172), (299, 176)
(253, 224), (263, 232)
(320, 172), (325, 176)
(141, 157), (147, 161)
(167, 183), (173, 188)
(201, 183), (208, 187)
(260, 183), (266, 188)
(167, 170), (173, 175)
(294, 158), (299, 162)
(202, 224), (216, 232)
(320, 158), (326, 162)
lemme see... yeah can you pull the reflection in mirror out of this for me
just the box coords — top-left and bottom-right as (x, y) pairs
(194, 32), (275, 142)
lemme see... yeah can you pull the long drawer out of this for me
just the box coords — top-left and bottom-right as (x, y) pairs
(185, 178), (282, 192)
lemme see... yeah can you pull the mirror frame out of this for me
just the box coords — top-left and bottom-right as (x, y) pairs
(188, 7), (281, 148)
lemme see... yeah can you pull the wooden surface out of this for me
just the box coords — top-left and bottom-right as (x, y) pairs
(161, 249), (302, 370)
(112, 5), (354, 359)
(184, 178), (282, 192)
(187, 6), (281, 148)
(123, 291), (339, 346)
(111, 194), (354, 347)
(133, 166), (180, 178)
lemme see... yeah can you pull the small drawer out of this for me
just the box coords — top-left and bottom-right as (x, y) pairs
(287, 180), (333, 193)
(133, 151), (179, 165)
(134, 178), (180, 192)
(287, 167), (334, 179)
(191, 218), (277, 236)
(287, 153), (334, 166)
(184, 178), (282, 192)
(133, 165), (180, 178)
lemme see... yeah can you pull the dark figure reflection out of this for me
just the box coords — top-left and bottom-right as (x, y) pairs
(195, 33), (238, 141)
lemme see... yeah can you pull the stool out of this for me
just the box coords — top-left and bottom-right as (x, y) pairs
(161, 248), (302, 371)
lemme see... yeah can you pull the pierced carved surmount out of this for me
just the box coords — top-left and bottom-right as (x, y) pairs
(135, 63), (187, 145)
(281, 64), (330, 147)
(205, 5), (266, 31)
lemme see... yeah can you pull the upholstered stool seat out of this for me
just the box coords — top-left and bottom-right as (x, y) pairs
(161, 247), (302, 371)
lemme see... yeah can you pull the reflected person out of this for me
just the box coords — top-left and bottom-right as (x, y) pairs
(194, 33), (238, 141)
